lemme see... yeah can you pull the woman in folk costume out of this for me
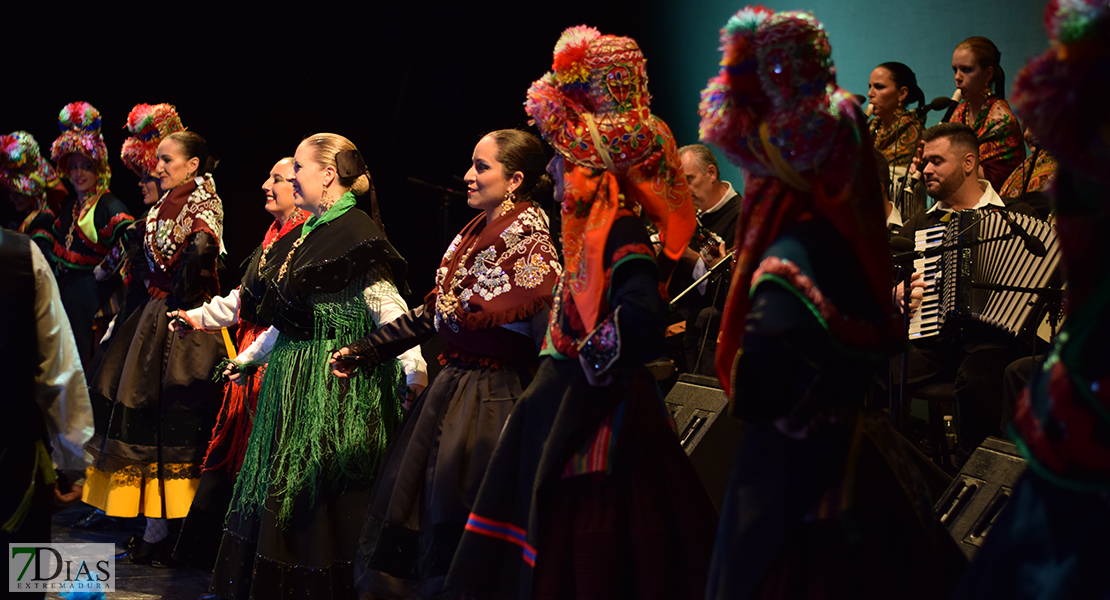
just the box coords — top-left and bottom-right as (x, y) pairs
(866, 61), (926, 169)
(446, 26), (717, 600)
(998, 126), (1058, 202)
(85, 130), (227, 564)
(699, 8), (966, 599)
(949, 36), (1026, 192)
(167, 156), (311, 570)
(32, 102), (134, 367)
(0, 130), (65, 233)
(952, 1), (1110, 597)
(209, 133), (423, 600)
(335, 129), (560, 600)
(96, 103), (187, 330)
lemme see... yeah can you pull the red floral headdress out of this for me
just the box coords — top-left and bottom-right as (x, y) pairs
(120, 103), (186, 176)
(526, 25), (696, 331)
(0, 131), (62, 198)
(1008, 0), (1110, 490)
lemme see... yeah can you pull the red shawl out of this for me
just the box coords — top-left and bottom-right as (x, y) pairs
(430, 202), (561, 333)
(144, 174), (223, 294)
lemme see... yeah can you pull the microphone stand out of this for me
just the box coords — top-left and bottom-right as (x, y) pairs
(408, 177), (466, 251)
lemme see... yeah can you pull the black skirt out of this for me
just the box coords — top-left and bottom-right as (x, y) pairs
(356, 360), (530, 599)
(84, 295), (226, 518)
(446, 358), (719, 600)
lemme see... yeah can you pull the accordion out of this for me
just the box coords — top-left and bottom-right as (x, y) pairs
(908, 209), (1061, 341)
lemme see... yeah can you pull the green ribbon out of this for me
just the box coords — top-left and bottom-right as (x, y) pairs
(301, 191), (357, 238)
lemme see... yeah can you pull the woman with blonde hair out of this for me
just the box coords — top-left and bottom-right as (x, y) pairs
(209, 133), (424, 600)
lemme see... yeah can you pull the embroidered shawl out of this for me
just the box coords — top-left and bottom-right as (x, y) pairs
(144, 174), (224, 286)
(432, 202), (561, 333)
(1000, 148), (1058, 198)
(952, 97), (1026, 190)
(868, 109), (923, 168)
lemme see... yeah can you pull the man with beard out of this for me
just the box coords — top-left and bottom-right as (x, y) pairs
(899, 122), (1038, 455)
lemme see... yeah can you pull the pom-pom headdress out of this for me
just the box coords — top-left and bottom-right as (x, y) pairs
(698, 8), (840, 179)
(1007, 0), (1110, 492)
(699, 7), (903, 393)
(1012, 0), (1110, 186)
(0, 131), (61, 198)
(120, 103), (185, 176)
(526, 25), (696, 332)
(527, 26), (655, 172)
(50, 101), (111, 196)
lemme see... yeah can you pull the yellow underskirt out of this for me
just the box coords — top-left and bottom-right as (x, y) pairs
(82, 464), (200, 519)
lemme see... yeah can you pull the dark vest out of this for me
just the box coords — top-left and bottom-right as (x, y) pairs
(0, 230), (51, 477)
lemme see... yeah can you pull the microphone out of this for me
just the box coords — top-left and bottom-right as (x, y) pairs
(940, 89), (963, 123)
(914, 96), (960, 121)
(997, 210), (1048, 257)
(890, 236), (918, 265)
(891, 236), (915, 253)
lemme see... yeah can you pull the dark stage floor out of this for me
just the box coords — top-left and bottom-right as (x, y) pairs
(48, 504), (210, 600)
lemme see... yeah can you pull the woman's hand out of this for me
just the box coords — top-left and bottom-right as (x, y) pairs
(166, 311), (197, 337)
(401, 383), (426, 411)
(330, 347), (359, 378)
(53, 481), (82, 504)
(223, 362), (243, 385)
(894, 272), (926, 317)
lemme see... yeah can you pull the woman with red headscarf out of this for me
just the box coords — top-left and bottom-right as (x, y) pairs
(446, 26), (717, 600)
(699, 8), (965, 599)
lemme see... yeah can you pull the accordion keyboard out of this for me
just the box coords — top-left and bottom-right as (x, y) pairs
(908, 225), (947, 339)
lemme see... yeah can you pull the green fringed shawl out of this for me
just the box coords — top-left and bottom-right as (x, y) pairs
(232, 280), (405, 526)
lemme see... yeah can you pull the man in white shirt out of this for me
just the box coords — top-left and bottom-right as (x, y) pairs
(672, 145), (742, 376)
(898, 123), (1038, 453)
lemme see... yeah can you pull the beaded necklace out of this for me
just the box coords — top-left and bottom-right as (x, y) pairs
(257, 210), (310, 278)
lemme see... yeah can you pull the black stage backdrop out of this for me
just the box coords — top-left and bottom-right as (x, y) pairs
(1, 2), (666, 300)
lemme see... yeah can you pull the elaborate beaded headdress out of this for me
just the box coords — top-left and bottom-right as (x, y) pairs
(1012, 0), (1110, 185)
(525, 25), (696, 331)
(699, 7), (844, 185)
(120, 103), (185, 176)
(50, 101), (111, 195)
(0, 131), (61, 198)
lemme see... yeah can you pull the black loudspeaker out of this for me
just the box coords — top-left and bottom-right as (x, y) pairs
(934, 437), (1027, 559)
(664, 374), (742, 510)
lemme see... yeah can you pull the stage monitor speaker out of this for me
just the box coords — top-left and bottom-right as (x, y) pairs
(664, 373), (742, 510)
(933, 436), (1027, 559)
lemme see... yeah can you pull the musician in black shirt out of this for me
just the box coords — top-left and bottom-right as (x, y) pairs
(899, 123), (1038, 452)
(671, 144), (741, 375)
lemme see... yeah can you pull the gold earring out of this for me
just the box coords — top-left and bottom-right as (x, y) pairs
(320, 186), (333, 210)
(499, 189), (516, 216)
